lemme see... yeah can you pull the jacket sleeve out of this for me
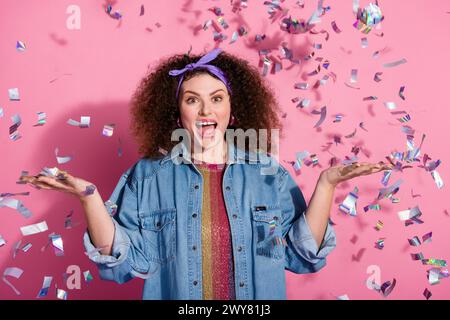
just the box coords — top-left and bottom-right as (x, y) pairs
(278, 166), (337, 274)
(83, 166), (153, 284)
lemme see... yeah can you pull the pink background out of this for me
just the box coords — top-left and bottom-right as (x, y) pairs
(0, 0), (449, 300)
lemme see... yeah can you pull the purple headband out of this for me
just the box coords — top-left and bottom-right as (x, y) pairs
(168, 48), (232, 99)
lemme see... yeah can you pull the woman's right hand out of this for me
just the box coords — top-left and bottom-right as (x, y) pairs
(20, 169), (95, 200)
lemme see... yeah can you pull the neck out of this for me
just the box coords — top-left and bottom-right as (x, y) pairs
(191, 139), (228, 164)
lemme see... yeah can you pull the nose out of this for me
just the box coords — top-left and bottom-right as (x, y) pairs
(198, 100), (212, 116)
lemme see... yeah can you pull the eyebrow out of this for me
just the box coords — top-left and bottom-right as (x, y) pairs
(183, 89), (225, 97)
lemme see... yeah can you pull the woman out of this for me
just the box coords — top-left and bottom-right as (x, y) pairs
(21, 48), (391, 300)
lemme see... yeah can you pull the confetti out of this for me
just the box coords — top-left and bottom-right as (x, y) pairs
(422, 232), (432, 243)
(0, 234), (6, 247)
(20, 221), (48, 236)
(293, 151), (310, 172)
(37, 276), (52, 298)
(411, 252), (425, 261)
(33, 112), (47, 126)
(83, 270), (94, 284)
(381, 170), (392, 186)
(8, 88), (20, 101)
(423, 288), (432, 300)
(13, 240), (21, 259)
(383, 58), (407, 68)
(399, 86), (406, 100)
(331, 21), (342, 33)
(375, 238), (385, 249)
(16, 41), (26, 52)
(364, 204), (380, 212)
(67, 116), (90, 128)
(384, 101), (397, 110)
(374, 220), (384, 231)
(374, 72), (383, 82)
(80, 185), (96, 197)
(55, 147), (73, 164)
(333, 114), (343, 123)
(424, 259), (447, 267)
(336, 294), (349, 300)
(50, 234), (64, 256)
(106, 4), (122, 20)
(339, 187), (359, 216)
(398, 206), (423, 224)
(139, 4), (145, 16)
(430, 170), (444, 189)
(0, 197), (33, 218)
(0, 107), (3, 118)
(9, 114), (22, 141)
(361, 37), (368, 48)
(408, 236), (421, 247)
(21, 243), (32, 252)
(102, 124), (115, 137)
(377, 179), (403, 200)
(294, 82), (309, 90)
(3, 267), (23, 295)
(311, 106), (327, 128)
(57, 288), (68, 300)
(350, 69), (358, 83)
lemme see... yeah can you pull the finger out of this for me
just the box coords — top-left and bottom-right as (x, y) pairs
(36, 176), (72, 191)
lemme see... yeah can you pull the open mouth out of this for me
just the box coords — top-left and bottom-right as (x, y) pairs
(195, 120), (218, 138)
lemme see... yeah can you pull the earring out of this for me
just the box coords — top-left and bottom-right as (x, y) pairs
(176, 117), (182, 128)
(229, 114), (235, 126)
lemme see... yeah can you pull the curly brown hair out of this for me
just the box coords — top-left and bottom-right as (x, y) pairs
(130, 49), (283, 159)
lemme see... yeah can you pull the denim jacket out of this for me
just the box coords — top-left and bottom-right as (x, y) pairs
(83, 141), (336, 299)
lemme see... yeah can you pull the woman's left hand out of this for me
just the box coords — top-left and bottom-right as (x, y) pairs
(319, 162), (393, 188)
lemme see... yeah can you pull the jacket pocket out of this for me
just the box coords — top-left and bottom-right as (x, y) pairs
(251, 205), (285, 260)
(140, 208), (176, 264)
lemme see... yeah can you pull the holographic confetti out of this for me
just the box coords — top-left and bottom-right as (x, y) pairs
(339, 187), (359, 216)
(375, 238), (385, 249)
(8, 88), (20, 101)
(383, 58), (407, 68)
(293, 151), (310, 172)
(331, 21), (342, 33)
(16, 41), (26, 52)
(384, 101), (397, 110)
(50, 234), (64, 256)
(294, 82), (309, 90)
(9, 114), (22, 141)
(363, 204), (380, 212)
(422, 232), (432, 243)
(311, 106), (327, 128)
(3, 267), (23, 295)
(67, 116), (90, 128)
(57, 288), (68, 300)
(83, 270), (94, 284)
(102, 124), (115, 137)
(374, 72), (383, 82)
(408, 236), (421, 246)
(80, 185), (96, 196)
(33, 112), (47, 126)
(381, 170), (392, 186)
(424, 259), (447, 267)
(0, 197), (32, 218)
(399, 86), (406, 100)
(21, 243), (32, 252)
(0, 234), (6, 247)
(139, 4), (144, 16)
(350, 69), (358, 83)
(411, 252), (425, 261)
(37, 276), (53, 298)
(20, 221), (48, 236)
(361, 37), (368, 48)
(374, 220), (383, 231)
(55, 147), (73, 164)
(377, 179), (403, 200)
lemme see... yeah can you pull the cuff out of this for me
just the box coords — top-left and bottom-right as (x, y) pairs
(289, 211), (336, 264)
(83, 219), (131, 268)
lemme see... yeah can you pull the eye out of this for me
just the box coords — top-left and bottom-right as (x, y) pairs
(212, 96), (223, 102)
(186, 97), (197, 104)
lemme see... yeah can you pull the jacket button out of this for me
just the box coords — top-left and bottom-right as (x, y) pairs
(194, 185), (199, 189)
(192, 213), (197, 218)
(232, 214), (237, 219)
(192, 245), (197, 251)
(156, 222), (161, 228)
(225, 186), (231, 191)
(193, 281), (198, 286)
(237, 246), (242, 252)
(239, 281), (245, 287)
(273, 216), (279, 221)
